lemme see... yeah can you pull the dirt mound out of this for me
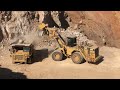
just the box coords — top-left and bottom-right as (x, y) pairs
(66, 11), (120, 48)
(1, 11), (120, 48)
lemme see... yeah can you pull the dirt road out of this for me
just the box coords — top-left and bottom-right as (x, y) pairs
(0, 46), (120, 79)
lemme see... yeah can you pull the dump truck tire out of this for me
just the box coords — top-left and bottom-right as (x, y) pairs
(27, 58), (32, 64)
(52, 51), (63, 61)
(71, 52), (84, 64)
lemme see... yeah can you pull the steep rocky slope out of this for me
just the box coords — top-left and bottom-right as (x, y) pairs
(66, 11), (120, 48)
(0, 11), (120, 48)
(0, 11), (44, 41)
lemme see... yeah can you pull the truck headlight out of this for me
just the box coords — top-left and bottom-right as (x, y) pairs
(24, 55), (27, 57)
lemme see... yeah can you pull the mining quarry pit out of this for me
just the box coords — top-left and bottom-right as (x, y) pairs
(1, 11), (120, 79)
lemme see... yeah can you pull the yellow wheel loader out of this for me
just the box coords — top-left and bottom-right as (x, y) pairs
(52, 32), (102, 64)
(39, 23), (103, 64)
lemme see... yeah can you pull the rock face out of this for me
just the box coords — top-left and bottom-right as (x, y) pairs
(0, 28), (4, 42)
(1, 11), (120, 48)
(0, 11), (69, 42)
(66, 11), (120, 48)
(0, 11), (45, 41)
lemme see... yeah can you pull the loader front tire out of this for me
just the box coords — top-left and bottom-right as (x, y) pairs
(52, 51), (63, 61)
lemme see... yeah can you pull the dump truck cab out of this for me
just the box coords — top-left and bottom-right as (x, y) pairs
(9, 43), (34, 64)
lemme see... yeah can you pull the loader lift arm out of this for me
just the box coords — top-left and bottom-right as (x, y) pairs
(54, 32), (66, 48)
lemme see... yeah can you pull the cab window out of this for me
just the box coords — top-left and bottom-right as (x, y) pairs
(23, 47), (30, 52)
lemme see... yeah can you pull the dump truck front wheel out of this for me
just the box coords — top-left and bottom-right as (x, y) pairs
(52, 51), (63, 61)
(71, 52), (84, 64)
(27, 58), (32, 64)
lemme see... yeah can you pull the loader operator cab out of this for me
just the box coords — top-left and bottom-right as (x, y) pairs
(66, 36), (77, 47)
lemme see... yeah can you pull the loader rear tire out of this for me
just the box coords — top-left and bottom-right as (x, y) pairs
(71, 52), (84, 64)
(52, 51), (63, 61)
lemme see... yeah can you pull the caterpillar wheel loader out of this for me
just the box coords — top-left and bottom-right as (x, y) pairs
(52, 32), (102, 64)
(39, 23), (103, 64)
(9, 43), (34, 64)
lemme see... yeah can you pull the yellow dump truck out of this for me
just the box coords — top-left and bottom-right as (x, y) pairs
(9, 43), (34, 64)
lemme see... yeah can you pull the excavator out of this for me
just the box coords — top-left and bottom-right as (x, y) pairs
(39, 23), (103, 64)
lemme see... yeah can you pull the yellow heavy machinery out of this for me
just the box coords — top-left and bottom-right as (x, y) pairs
(39, 23), (57, 39)
(39, 23), (102, 64)
(9, 44), (34, 64)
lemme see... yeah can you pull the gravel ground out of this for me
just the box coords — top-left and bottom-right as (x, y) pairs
(0, 46), (120, 79)
(0, 28), (120, 79)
